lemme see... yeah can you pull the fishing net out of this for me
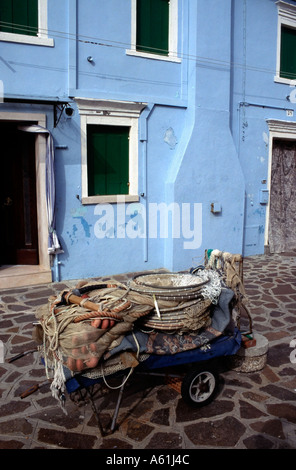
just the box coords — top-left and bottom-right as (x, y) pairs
(35, 282), (151, 370)
(130, 270), (221, 332)
(34, 250), (252, 403)
(34, 270), (222, 379)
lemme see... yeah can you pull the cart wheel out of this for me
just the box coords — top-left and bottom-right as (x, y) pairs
(181, 367), (218, 408)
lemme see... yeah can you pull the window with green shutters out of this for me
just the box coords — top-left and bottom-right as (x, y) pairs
(87, 125), (130, 197)
(276, 2), (296, 84)
(280, 25), (296, 80)
(77, 98), (143, 204)
(136, 0), (169, 56)
(0, 0), (38, 36)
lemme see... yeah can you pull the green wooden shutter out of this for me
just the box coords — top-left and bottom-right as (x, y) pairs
(0, 0), (38, 36)
(0, 0), (12, 33)
(280, 26), (296, 80)
(87, 125), (130, 196)
(136, 0), (169, 55)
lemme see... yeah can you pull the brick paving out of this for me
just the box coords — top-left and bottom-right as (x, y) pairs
(0, 253), (296, 450)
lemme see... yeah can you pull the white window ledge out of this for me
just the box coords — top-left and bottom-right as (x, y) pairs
(0, 31), (54, 47)
(82, 195), (140, 205)
(126, 49), (181, 63)
(274, 75), (296, 85)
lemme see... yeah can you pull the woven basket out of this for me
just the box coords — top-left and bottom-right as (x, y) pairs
(130, 272), (213, 332)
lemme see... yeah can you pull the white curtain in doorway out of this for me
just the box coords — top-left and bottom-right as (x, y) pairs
(18, 125), (62, 255)
(269, 139), (296, 253)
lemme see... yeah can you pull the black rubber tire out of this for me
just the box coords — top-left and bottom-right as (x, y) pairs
(181, 366), (219, 408)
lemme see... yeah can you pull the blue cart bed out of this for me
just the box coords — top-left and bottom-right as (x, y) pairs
(65, 328), (242, 434)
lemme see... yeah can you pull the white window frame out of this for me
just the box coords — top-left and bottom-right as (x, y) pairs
(126, 0), (181, 63)
(0, 0), (54, 47)
(75, 98), (147, 205)
(275, 1), (296, 85)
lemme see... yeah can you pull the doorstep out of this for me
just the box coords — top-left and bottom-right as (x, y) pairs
(0, 265), (52, 289)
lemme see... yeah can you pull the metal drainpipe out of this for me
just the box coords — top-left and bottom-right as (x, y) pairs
(53, 254), (61, 282)
(140, 103), (154, 263)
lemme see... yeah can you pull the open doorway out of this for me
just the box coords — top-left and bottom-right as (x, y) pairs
(0, 122), (39, 266)
(0, 112), (51, 288)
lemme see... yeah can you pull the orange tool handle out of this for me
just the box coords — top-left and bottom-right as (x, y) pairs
(20, 384), (39, 398)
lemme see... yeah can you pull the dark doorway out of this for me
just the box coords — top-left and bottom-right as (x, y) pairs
(0, 122), (39, 265)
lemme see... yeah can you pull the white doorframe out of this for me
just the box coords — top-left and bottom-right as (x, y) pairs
(0, 111), (52, 287)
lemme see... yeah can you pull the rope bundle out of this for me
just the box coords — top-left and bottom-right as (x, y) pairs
(33, 251), (252, 403)
(36, 271), (222, 371)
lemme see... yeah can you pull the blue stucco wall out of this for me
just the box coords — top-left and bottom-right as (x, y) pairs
(165, 0), (245, 272)
(231, 0), (296, 256)
(1, 0), (296, 281)
(1, 0), (68, 101)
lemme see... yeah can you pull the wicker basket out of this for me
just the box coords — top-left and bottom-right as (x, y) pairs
(130, 272), (215, 333)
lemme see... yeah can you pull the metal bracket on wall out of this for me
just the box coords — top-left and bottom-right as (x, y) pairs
(54, 103), (67, 127)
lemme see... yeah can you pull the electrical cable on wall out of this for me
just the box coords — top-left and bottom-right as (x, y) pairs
(0, 20), (286, 81)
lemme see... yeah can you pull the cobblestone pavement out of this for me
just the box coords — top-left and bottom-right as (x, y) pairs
(0, 253), (296, 451)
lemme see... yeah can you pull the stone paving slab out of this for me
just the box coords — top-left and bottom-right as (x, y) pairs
(0, 255), (296, 450)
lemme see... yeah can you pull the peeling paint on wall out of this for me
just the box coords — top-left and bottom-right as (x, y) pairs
(67, 224), (78, 245)
(68, 207), (92, 241)
(164, 127), (178, 149)
(263, 132), (269, 146)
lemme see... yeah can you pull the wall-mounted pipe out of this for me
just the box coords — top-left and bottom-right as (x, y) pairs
(139, 103), (155, 263)
(239, 101), (294, 112)
(53, 254), (62, 282)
